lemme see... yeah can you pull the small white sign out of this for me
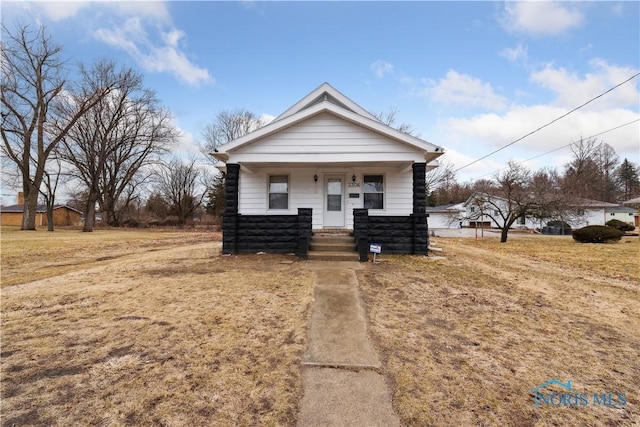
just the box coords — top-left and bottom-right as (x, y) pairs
(369, 244), (381, 254)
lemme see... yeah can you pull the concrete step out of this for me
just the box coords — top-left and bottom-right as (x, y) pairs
(307, 251), (360, 262)
(311, 234), (354, 245)
(310, 242), (357, 252)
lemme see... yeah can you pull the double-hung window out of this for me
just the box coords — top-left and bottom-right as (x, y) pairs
(268, 175), (288, 210)
(363, 175), (384, 210)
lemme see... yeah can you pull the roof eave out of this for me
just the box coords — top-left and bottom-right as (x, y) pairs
(218, 101), (442, 157)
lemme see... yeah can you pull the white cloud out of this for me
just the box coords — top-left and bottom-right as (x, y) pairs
(93, 18), (212, 87)
(419, 70), (508, 111)
(500, 44), (528, 64)
(440, 106), (639, 166)
(31, 1), (169, 22)
(21, 1), (209, 87)
(35, 1), (91, 21)
(610, 3), (624, 17)
(259, 113), (276, 125)
(371, 60), (394, 78)
(500, 1), (584, 36)
(112, 1), (170, 21)
(530, 60), (639, 109)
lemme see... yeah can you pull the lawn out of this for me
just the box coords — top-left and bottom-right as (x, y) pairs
(2, 229), (638, 426)
(1, 227), (315, 426)
(357, 236), (639, 426)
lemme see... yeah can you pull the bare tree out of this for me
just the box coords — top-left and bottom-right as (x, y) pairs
(595, 142), (619, 202)
(373, 107), (417, 136)
(153, 157), (207, 225)
(425, 157), (459, 206)
(200, 108), (266, 163)
(199, 108), (267, 218)
(57, 62), (177, 231)
(468, 162), (537, 243)
(39, 154), (67, 231)
(528, 167), (580, 228)
(1, 24), (119, 230)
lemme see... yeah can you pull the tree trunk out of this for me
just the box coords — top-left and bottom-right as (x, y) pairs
(500, 226), (509, 243)
(82, 194), (98, 232)
(46, 204), (55, 232)
(21, 185), (38, 230)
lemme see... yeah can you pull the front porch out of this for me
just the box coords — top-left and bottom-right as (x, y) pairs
(222, 163), (429, 260)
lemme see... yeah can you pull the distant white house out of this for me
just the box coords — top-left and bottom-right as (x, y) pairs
(425, 203), (465, 228)
(459, 193), (627, 230)
(604, 205), (636, 226)
(622, 196), (640, 227)
(572, 199), (619, 228)
(461, 192), (539, 229)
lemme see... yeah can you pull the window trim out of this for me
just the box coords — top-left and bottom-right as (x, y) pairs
(363, 174), (385, 210)
(268, 174), (289, 210)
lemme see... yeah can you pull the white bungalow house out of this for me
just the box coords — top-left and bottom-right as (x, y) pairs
(461, 192), (539, 230)
(460, 192), (630, 231)
(213, 83), (444, 258)
(571, 199), (619, 228)
(604, 205), (637, 226)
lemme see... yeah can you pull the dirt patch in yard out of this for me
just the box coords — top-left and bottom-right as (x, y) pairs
(1, 229), (314, 426)
(358, 236), (639, 427)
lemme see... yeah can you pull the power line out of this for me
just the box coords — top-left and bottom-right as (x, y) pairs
(453, 72), (640, 173)
(475, 118), (640, 179)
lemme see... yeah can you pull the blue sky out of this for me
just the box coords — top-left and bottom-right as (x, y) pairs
(2, 1), (639, 199)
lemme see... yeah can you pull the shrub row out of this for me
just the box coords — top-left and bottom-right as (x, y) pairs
(572, 225), (624, 243)
(605, 219), (636, 232)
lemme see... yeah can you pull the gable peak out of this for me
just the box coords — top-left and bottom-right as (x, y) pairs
(274, 82), (380, 122)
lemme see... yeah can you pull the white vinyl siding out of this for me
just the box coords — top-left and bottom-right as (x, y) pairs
(230, 112), (426, 163)
(238, 166), (414, 229)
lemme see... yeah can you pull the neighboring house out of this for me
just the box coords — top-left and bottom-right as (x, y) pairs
(461, 192), (538, 229)
(622, 196), (640, 227)
(460, 192), (627, 230)
(425, 203), (465, 228)
(605, 205), (637, 226)
(572, 199), (619, 228)
(0, 204), (82, 227)
(213, 82), (444, 257)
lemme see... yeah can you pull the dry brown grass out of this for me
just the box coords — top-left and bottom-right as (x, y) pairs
(1, 228), (314, 426)
(358, 236), (639, 426)
(3, 228), (639, 426)
(1, 226), (216, 287)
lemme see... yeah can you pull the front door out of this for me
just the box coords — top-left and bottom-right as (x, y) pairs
(323, 176), (345, 228)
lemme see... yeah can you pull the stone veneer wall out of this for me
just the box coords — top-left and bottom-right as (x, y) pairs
(223, 208), (312, 257)
(354, 209), (428, 259)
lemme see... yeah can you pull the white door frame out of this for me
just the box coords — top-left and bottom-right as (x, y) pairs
(323, 174), (345, 228)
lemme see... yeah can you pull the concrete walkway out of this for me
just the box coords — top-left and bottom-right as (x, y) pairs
(298, 262), (399, 427)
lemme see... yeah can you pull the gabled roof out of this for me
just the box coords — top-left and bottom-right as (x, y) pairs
(605, 205), (637, 213)
(0, 204), (82, 214)
(578, 198), (619, 208)
(622, 196), (640, 206)
(462, 192), (510, 207)
(425, 203), (465, 212)
(214, 83), (444, 162)
(274, 82), (380, 122)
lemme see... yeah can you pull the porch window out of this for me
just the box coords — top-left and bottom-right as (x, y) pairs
(268, 175), (288, 209)
(363, 175), (384, 210)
